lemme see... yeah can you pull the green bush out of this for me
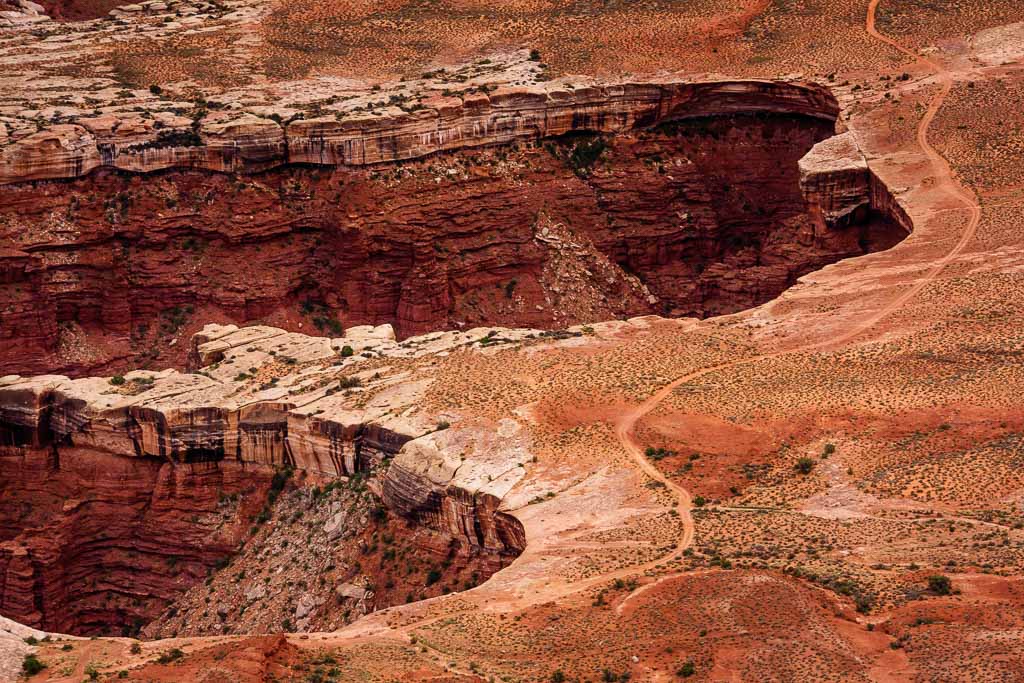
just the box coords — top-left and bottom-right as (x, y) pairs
(567, 137), (608, 177)
(644, 446), (675, 461)
(677, 660), (695, 677)
(855, 593), (874, 613)
(110, 375), (126, 386)
(340, 345), (354, 357)
(927, 574), (952, 595)
(155, 648), (184, 664)
(337, 375), (362, 389)
(794, 457), (816, 475)
(22, 654), (45, 675)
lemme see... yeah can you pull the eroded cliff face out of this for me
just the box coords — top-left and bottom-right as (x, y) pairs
(0, 80), (914, 640)
(0, 81), (837, 184)
(0, 445), (274, 635)
(0, 106), (907, 377)
(0, 324), (530, 635)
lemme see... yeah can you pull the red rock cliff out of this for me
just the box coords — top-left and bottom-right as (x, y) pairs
(0, 101), (907, 377)
(0, 80), (837, 184)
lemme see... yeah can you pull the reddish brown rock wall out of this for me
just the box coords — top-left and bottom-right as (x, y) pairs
(0, 366), (527, 636)
(0, 113), (908, 376)
(0, 445), (274, 635)
(0, 80), (838, 184)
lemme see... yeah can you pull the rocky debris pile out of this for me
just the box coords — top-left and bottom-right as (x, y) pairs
(534, 215), (656, 324)
(145, 460), (512, 638)
(146, 476), (369, 636)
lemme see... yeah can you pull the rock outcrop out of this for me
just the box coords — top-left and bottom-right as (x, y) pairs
(0, 125), (100, 185)
(0, 80), (836, 185)
(382, 419), (529, 556)
(0, 0), (50, 27)
(0, 323), (533, 633)
(0, 102), (907, 377)
(799, 130), (913, 234)
(0, 615), (46, 682)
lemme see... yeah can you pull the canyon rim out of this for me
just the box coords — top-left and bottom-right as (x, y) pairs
(2, 0), (1024, 681)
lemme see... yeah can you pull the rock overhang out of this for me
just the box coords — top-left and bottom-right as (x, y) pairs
(0, 78), (841, 185)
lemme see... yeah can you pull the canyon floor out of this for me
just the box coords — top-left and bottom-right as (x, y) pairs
(3, 0), (1024, 681)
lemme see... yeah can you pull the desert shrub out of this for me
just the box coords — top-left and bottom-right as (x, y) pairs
(794, 457), (816, 474)
(22, 654), (45, 675)
(927, 575), (952, 595)
(155, 648), (184, 664)
(567, 137), (608, 177)
(644, 446), (675, 460)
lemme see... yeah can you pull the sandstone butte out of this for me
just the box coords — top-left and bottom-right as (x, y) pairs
(2, 0), (1024, 681)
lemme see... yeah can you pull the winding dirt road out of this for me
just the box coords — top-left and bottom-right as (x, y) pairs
(340, 0), (984, 642)
(292, 1), (985, 665)
(611, 0), (982, 615)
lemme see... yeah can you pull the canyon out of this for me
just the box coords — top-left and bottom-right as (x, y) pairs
(1, 81), (906, 377)
(4, 0), (1024, 679)
(0, 100), (906, 640)
(0, 322), (532, 635)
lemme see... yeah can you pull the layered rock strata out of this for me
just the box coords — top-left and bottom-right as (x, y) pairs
(0, 120), (915, 634)
(0, 323), (531, 632)
(0, 100), (907, 376)
(799, 131), (913, 234)
(0, 80), (836, 185)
